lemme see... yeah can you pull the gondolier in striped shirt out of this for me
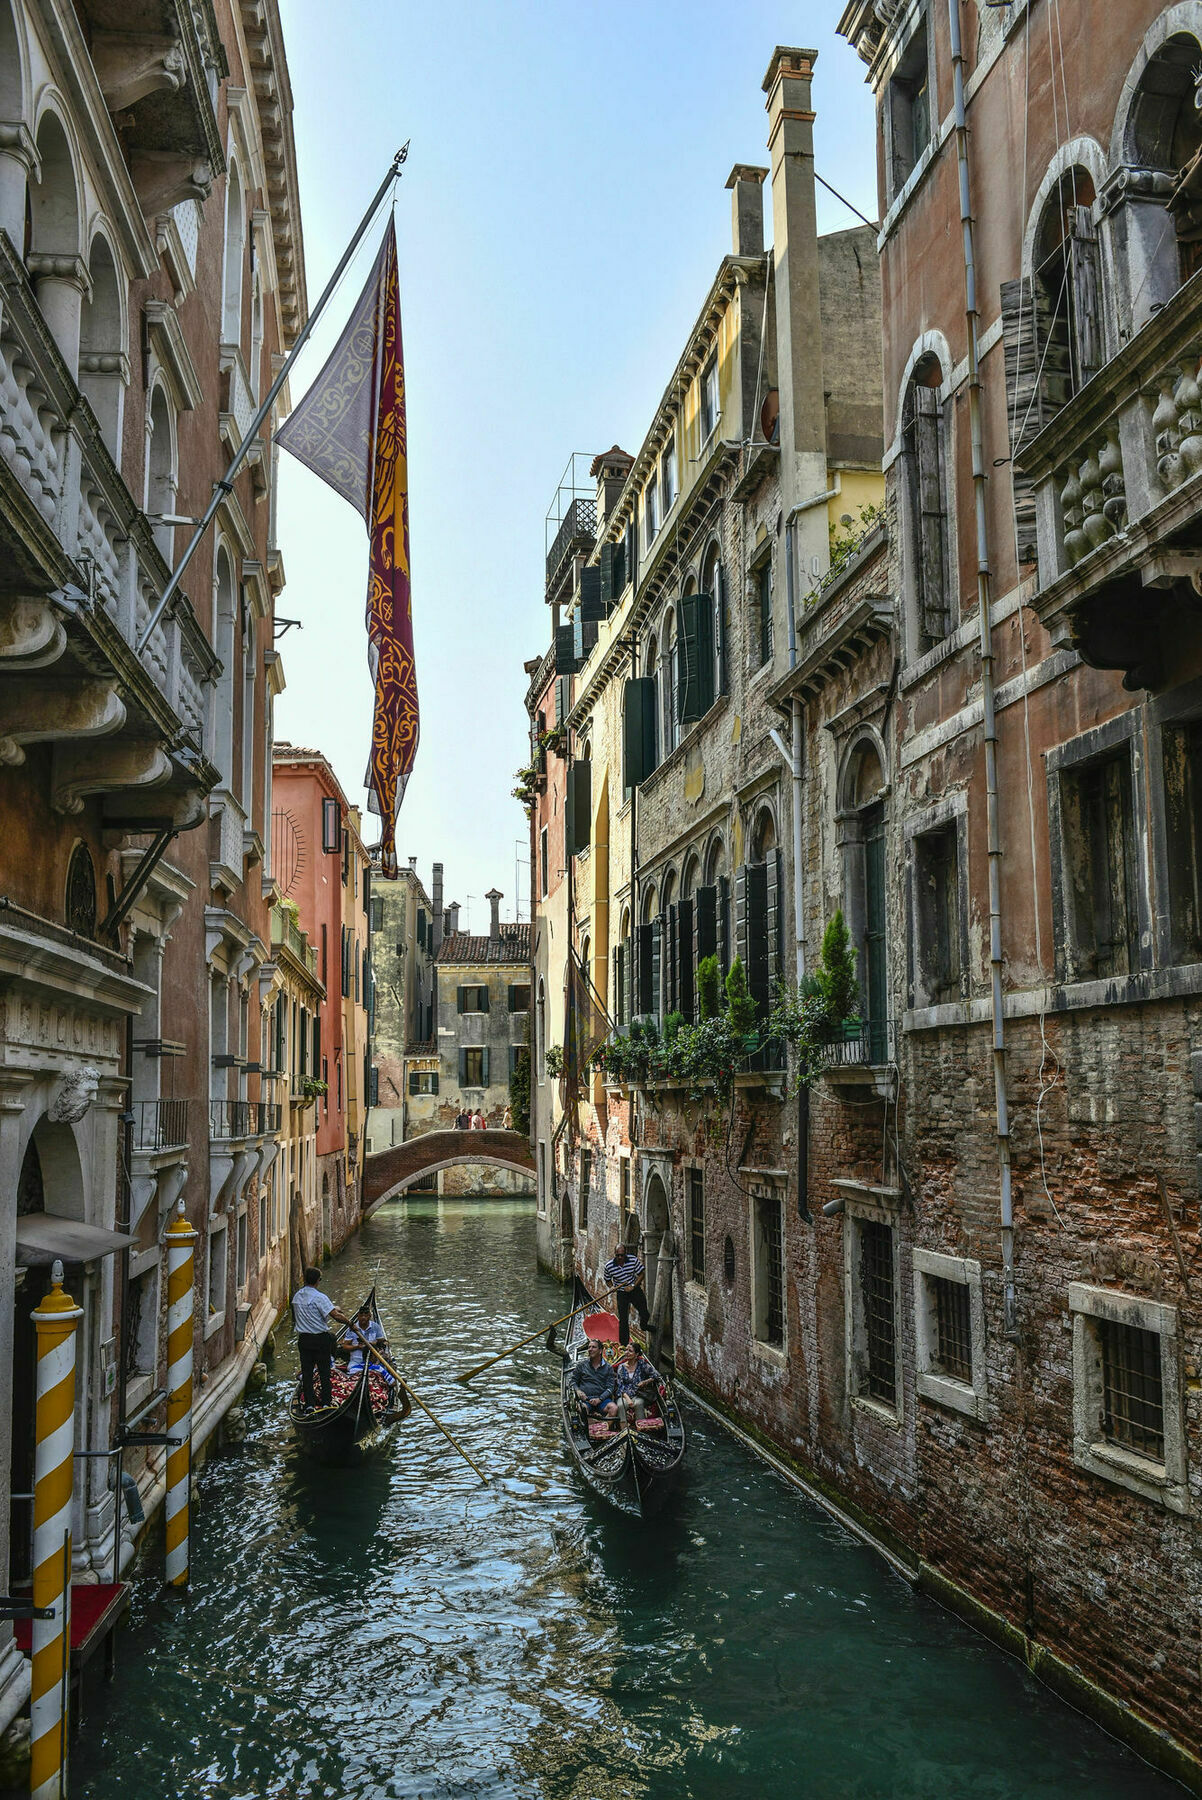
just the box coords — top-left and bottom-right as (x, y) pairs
(603, 1240), (649, 1348)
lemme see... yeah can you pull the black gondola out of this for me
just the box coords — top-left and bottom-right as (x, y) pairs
(557, 1276), (686, 1517)
(288, 1286), (410, 1464)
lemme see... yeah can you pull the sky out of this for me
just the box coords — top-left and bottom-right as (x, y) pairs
(273, 2), (878, 934)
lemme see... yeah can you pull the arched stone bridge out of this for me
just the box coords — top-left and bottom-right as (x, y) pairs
(363, 1129), (536, 1212)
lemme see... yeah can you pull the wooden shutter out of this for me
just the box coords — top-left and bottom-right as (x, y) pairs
(579, 565), (605, 621)
(623, 678), (657, 786)
(555, 675), (570, 725)
(1068, 206), (1103, 391)
(566, 761), (591, 856)
(555, 624), (580, 674)
(665, 904), (678, 1015)
(623, 935), (634, 1024)
(734, 864), (749, 980)
(1000, 274), (1052, 566)
(717, 874), (731, 979)
(910, 385), (949, 646)
(458, 1048), (467, 1085)
(431, 1072), (439, 1095)
(678, 592), (715, 724)
(408, 1071), (418, 1095)
(600, 541), (618, 611)
(635, 923), (653, 1015)
(677, 897), (695, 1022)
(765, 849), (782, 1000)
(650, 917), (662, 1023)
(745, 862), (770, 1014)
(694, 885), (717, 971)
(457, 984), (466, 1013)
(715, 566), (727, 696)
(479, 985), (490, 1013)
(612, 945), (622, 1024)
(481, 1047), (490, 1086)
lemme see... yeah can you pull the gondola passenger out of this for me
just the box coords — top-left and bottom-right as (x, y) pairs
(615, 1344), (660, 1425)
(346, 1307), (393, 1385)
(570, 1338), (618, 1424)
(292, 1268), (351, 1412)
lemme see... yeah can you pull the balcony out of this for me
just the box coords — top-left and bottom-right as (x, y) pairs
(271, 906), (319, 976)
(132, 1098), (189, 1152)
(254, 1102), (282, 1135)
(545, 495), (597, 593)
(1017, 268), (1202, 690)
(209, 1099), (252, 1140)
(822, 1019), (897, 1099)
(0, 235), (218, 829)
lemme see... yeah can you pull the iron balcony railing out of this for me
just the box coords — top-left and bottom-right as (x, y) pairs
(132, 1098), (189, 1152)
(255, 1102), (282, 1134)
(545, 495), (597, 588)
(209, 1098), (251, 1140)
(824, 1018), (896, 1069)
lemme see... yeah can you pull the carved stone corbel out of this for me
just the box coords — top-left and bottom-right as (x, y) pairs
(91, 32), (186, 113)
(0, 679), (125, 765)
(52, 741), (171, 815)
(129, 154), (213, 218)
(0, 597), (67, 668)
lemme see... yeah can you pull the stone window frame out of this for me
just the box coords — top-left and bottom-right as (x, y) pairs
(124, 1245), (161, 1416)
(1068, 1283), (1188, 1514)
(1146, 674), (1202, 971)
(1046, 711), (1152, 988)
(683, 1160), (705, 1293)
(904, 792), (969, 1011)
(748, 1177), (787, 1364)
(883, 1), (937, 209)
(844, 1198), (903, 1428)
(205, 1218), (228, 1340)
(912, 1247), (986, 1422)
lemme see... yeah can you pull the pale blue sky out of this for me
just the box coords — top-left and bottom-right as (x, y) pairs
(274, 2), (877, 930)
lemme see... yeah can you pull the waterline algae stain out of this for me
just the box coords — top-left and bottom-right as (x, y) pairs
(72, 1200), (1180, 1799)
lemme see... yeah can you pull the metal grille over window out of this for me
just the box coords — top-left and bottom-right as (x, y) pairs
(757, 1191), (784, 1347)
(1100, 1320), (1165, 1461)
(66, 842), (97, 938)
(860, 1219), (896, 1407)
(689, 1170), (705, 1285)
(932, 1276), (972, 1383)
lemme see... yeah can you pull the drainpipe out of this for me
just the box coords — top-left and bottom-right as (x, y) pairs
(785, 520), (811, 1221)
(948, 0), (1016, 1335)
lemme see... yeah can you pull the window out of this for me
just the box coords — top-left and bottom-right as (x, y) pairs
(207, 1223), (228, 1323)
(1059, 748), (1138, 981)
(1069, 1284), (1186, 1512)
(458, 984), (489, 1013)
(902, 359), (950, 653)
(536, 979), (546, 1082)
(508, 983), (531, 1014)
(755, 558), (773, 666)
(65, 842), (97, 938)
(1120, 32), (1202, 319)
(701, 356), (719, 442)
(911, 822), (962, 1006)
(235, 1207), (248, 1291)
(124, 1264), (158, 1384)
(540, 827), (549, 899)
(258, 1188), (269, 1259)
(1161, 718), (1202, 963)
(660, 436), (676, 519)
(887, 18), (931, 199)
(538, 1141), (547, 1214)
(688, 1170), (705, 1286)
(914, 1248), (985, 1419)
(852, 1217), (897, 1411)
(579, 1149), (591, 1230)
(222, 160), (245, 342)
(645, 478), (658, 542)
(751, 1187), (784, 1349)
(462, 1047), (486, 1087)
(619, 1156), (631, 1220)
(663, 613), (680, 756)
(408, 1070), (438, 1095)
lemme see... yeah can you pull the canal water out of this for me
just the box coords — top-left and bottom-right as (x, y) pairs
(72, 1198), (1181, 1800)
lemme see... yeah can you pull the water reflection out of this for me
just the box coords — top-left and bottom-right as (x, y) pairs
(70, 1197), (1182, 1800)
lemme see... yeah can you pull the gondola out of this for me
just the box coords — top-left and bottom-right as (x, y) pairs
(557, 1276), (686, 1518)
(288, 1286), (411, 1464)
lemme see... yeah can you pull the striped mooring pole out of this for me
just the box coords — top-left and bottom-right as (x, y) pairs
(164, 1206), (197, 1589)
(30, 1260), (82, 1800)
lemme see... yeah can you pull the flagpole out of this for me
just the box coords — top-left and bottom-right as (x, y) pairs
(135, 143), (409, 657)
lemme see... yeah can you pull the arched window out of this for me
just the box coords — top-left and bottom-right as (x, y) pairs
(681, 854), (700, 901)
(248, 256), (264, 398)
(27, 109), (82, 372)
(80, 232), (125, 457)
(65, 842), (97, 937)
(752, 808), (777, 863)
(222, 160), (245, 345)
(701, 541), (725, 696)
(212, 544), (238, 782)
(146, 384), (177, 564)
(839, 737), (889, 1062)
(662, 609), (680, 756)
(1123, 30), (1202, 312)
(614, 906), (632, 1026)
(901, 352), (951, 654)
(1032, 169), (1103, 404)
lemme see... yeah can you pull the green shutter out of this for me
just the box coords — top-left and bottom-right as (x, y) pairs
(579, 566), (604, 621)
(555, 624), (580, 674)
(481, 1046), (490, 1086)
(623, 679), (657, 786)
(566, 761), (591, 856)
(479, 985), (490, 1013)
(665, 903), (678, 1015)
(678, 897), (695, 1023)
(678, 592), (715, 724)
(650, 917), (662, 1024)
(408, 1071), (418, 1095)
(458, 1048), (467, 1085)
(431, 1072), (439, 1095)
(457, 985), (466, 1013)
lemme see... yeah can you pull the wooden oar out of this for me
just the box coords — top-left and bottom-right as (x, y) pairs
(455, 1285), (622, 1384)
(348, 1329), (489, 1486)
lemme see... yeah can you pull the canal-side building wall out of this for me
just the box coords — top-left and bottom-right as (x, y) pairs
(367, 857), (436, 1154)
(432, 908), (534, 1195)
(0, 0), (310, 1736)
(526, 648), (572, 1264)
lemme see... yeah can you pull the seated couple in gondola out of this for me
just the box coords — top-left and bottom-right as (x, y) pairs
(571, 1340), (661, 1430)
(341, 1306), (395, 1386)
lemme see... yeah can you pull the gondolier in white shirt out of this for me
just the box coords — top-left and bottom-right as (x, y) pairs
(603, 1239), (649, 1348)
(292, 1267), (351, 1412)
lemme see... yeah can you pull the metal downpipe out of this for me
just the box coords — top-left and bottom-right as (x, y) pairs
(948, 0), (1016, 1335)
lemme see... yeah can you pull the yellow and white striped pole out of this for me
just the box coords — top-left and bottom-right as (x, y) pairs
(164, 1206), (197, 1589)
(30, 1259), (82, 1800)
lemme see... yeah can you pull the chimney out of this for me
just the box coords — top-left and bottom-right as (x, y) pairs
(431, 861), (444, 952)
(763, 47), (826, 514)
(485, 887), (503, 941)
(726, 164), (768, 257)
(446, 901), (460, 936)
(591, 445), (635, 530)
(408, 855), (417, 871)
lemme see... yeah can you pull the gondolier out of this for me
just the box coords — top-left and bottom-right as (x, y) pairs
(292, 1268), (351, 1413)
(603, 1240), (649, 1348)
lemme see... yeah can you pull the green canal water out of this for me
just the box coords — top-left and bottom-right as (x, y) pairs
(72, 1198), (1182, 1800)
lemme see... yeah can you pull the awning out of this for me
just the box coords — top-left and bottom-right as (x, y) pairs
(15, 1214), (137, 1267)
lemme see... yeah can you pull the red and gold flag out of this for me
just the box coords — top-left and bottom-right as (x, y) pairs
(277, 220), (416, 876)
